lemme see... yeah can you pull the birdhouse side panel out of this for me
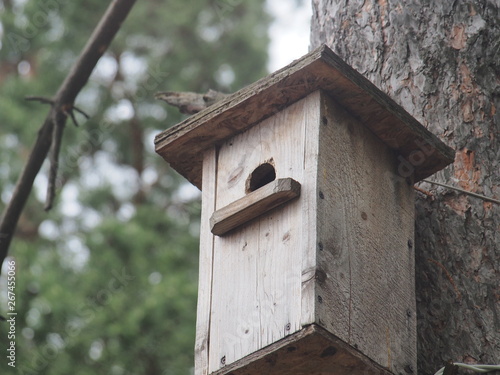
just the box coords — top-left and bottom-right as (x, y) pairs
(315, 92), (416, 374)
(207, 93), (321, 373)
(195, 147), (218, 375)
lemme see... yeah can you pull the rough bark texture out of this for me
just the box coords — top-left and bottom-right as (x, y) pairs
(311, 1), (499, 374)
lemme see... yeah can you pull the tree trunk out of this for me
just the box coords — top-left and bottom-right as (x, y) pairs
(311, 1), (499, 374)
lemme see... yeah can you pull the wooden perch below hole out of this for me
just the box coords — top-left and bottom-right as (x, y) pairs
(210, 178), (301, 236)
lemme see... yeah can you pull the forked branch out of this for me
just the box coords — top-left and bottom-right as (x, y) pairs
(0, 0), (137, 272)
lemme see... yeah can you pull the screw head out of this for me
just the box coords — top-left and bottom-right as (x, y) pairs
(285, 323), (291, 331)
(220, 356), (226, 366)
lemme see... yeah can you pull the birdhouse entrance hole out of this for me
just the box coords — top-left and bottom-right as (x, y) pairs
(247, 162), (276, 193)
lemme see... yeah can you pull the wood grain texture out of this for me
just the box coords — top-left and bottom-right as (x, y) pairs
(154, 44), (454, 189)
(315, 92), (416, 375)
(299, 91), (321, 329)
(195, 92), (422, 374)
(207, 95), (319, 372)
(212, 324), (393, 375)
(195, 147), (217, 375)
(210, 178), (301, 236)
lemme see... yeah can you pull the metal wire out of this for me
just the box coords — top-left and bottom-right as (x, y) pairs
(422, 179), (500, 205)
(434, 363), (500, 375)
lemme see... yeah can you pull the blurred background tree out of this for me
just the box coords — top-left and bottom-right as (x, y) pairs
(0, 0), (270, 373)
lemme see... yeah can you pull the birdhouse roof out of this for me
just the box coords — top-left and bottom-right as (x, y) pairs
(155, 45), (454, 189)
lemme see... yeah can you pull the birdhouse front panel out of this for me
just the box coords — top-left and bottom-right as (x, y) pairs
(206, 92), (321, 372)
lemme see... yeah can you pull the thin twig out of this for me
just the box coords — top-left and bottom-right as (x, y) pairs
(422, 179), (500, 205)
(71, 105), (90, 119)
(25, 96), (55, 105)
(65, 108), (80, 127)
(63, 104), (91, 127)
(45, 111), (66, 211)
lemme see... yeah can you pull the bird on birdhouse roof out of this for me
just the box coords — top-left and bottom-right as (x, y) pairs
(155, 89), (227, 115)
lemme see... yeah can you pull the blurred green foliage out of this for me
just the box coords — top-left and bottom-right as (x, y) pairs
(0, 0), (270, 373)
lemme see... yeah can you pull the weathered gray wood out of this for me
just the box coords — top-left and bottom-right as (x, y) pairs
(188, 89), (445, 375)
(212, 324), (393, 375)
(207, 95), (316, 372)
(194, 147), (217, 375)
(200, 90), (422, 374)
(210, 178), (301, 236)
(154, 45), (454, 189)
(299, 91), (321, 329)
(316, 92), (416, 374)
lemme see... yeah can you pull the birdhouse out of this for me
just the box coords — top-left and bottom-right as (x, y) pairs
(155, 45), (454, 375)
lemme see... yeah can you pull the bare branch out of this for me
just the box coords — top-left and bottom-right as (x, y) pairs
(26, 97), (90, 127)
(71, 105), (90, 120)
(63, 105), (90, 127)
(45, 111), (66, 211)
(422, 179), (500, 205)
(65, 108), (80, 127)
(25, 96), (55, 105)
(0, 0), (137, 272)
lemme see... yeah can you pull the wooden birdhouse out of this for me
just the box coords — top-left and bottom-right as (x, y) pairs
(155, 45), (454, 375)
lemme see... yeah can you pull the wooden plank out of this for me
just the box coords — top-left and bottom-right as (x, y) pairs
(299, 91), (321, 328)
(154, 44), (454, 189)
(314, 92), (352, 345)
(212, 324), (392, 375)
(208, 97), (309, 372)
(210, 178), (301, 236)
(194, 147), (217, 375)
(315, 92), (416, 375)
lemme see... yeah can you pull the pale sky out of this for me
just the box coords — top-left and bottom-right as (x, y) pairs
(266, 0), (312, 72)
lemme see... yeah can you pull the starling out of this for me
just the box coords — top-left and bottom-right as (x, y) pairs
(155, 89), (227, 115)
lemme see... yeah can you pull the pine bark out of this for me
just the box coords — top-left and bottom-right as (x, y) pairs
(311, 1), (499, 374)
